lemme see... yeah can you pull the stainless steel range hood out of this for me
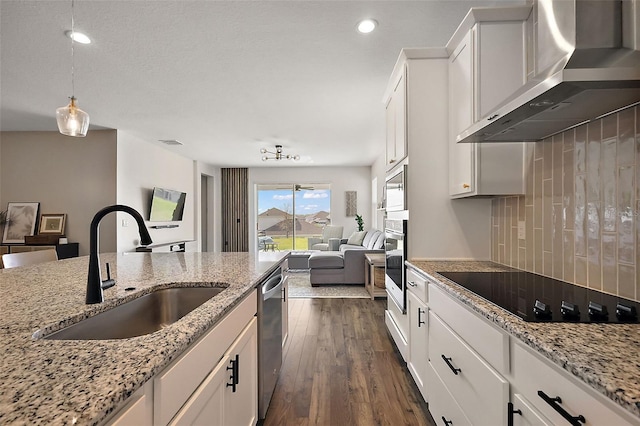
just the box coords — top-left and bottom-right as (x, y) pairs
(458, 0), (640, 143)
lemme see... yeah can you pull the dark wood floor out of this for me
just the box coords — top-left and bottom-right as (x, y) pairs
(263, 298), (435, 426)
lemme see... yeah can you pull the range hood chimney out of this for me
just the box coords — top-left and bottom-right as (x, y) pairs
(459, 0), (640, 143)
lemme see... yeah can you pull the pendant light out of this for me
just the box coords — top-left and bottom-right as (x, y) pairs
(56, 0), (90, 137)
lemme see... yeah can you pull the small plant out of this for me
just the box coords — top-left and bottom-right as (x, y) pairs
(355, 214), (364, 232)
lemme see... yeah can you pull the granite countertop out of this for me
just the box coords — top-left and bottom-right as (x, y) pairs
(0, 251), (286, 425)
(408, 259), (640, 421)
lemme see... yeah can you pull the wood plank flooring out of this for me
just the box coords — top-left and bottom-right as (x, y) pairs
(262, 298), (435, 426)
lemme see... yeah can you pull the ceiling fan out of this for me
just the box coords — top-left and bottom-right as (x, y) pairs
(294, 184), (314, 191)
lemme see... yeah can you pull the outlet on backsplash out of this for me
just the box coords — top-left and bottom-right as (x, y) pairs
(517, 221), (525, 240)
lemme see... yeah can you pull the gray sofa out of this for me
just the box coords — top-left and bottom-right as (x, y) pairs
(308, 229), (385, 285)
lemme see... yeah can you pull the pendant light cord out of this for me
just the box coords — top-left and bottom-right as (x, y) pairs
(70, 0), (76, 99)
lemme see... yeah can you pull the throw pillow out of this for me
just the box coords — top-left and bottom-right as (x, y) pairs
(347, 230), (367, 246)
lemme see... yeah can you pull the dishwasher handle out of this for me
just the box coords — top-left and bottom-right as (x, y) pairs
(262, 274), (283, 300)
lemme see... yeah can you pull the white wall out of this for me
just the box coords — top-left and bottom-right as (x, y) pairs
(0, 130), (118, 255)
(194, 161), (221, 252)
(248, 166), (372, 252)
(116, 131), (197, 252)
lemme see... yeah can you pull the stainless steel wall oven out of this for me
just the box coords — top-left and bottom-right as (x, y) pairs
(385, 219), (407, 313)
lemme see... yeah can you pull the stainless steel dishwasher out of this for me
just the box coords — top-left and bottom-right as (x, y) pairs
(257, 266), (283, 419)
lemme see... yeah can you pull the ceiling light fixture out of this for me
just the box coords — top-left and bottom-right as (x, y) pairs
(260, 145), (300, 161)
(357, 19), (377, 34)
(56, 0), (90, 137)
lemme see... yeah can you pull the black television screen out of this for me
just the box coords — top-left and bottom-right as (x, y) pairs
(149, 187), (186, 221)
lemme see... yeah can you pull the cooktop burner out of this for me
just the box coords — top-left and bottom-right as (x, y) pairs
(437, 271), (639, 323)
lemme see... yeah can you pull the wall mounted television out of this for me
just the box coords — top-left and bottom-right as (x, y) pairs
(149, 187), (186, 222)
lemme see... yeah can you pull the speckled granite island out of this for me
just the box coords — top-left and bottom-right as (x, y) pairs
(0, 251), (286, 425)
(408, 259), (640, 423)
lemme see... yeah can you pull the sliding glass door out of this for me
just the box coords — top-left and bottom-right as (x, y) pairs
(257, 184), (331, 253)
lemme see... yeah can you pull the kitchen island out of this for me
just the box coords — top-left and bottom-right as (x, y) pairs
(0, 251), (286, 425)
(409, 260), (640, 423)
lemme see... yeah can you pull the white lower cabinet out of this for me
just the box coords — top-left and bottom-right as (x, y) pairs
(107, 381), (154, 426)
(385, 291), (409, 361)
(508, 393), (552, 426)
(171, 318), (258, 426)
(406, 267), (429, 401)
(427, 361), (471, 426)
(429, 311), (509, 425)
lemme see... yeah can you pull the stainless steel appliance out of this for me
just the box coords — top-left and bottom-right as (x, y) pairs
(385, 165), (407, 212)
(438, 270), (640, 323)
(385, 219), (407, 313)
(257, 266), (283, 419)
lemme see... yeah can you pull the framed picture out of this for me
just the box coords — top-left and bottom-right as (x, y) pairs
(2, 202), (40, 244)
(39, 214), (66, 235)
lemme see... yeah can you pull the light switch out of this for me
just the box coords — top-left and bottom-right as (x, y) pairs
(518, 221), (525, 240)
(122, 219), (129, 227)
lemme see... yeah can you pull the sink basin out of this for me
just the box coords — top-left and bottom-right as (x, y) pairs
(45, 287), (225, 340)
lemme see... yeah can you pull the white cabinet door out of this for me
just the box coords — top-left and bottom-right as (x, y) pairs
(385, 70), (407, 171)
(509, 394), (553, 426)
(407, 289), (428, 401)
(225, 317), (258, 426)
(282, 274), (289, 347)
(449, 29), (475, 197)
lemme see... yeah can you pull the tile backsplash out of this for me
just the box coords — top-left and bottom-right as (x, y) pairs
(492, 106), (639, 302)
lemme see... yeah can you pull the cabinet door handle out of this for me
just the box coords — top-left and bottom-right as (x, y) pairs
(507, 402), (522, 426)
(226, 354), (240, 392)
(488, 114), (499, 121)
(389, 159), (396, 164)
(537, 391), (586, 426)
(282, 286), (287, 303)
(418, 307), (426, 327)
(441, 354), (461, 375)
(462, 183), (470, 189)
(407, 280), (417, 287)
(441, 416), (453, 426)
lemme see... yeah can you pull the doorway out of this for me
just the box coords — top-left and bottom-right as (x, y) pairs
(257, 184), (331, 253)
(201, 174), (214, 252)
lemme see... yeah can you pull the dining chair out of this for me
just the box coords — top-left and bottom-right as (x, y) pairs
(2, 249), (58, 269)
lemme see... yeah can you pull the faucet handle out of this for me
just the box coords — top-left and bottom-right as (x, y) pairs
(101, 262), (116, 290)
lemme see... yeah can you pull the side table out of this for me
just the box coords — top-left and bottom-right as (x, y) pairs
(364, 253), (387, 300)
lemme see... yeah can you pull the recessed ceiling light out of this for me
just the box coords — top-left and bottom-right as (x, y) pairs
(65, 30), (91, 44)
(357, 19), (377, 34)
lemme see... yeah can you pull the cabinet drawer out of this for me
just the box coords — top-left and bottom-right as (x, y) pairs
(406, 268), (428, 304)
(429, 312), (509, 425)
(511, 341), (634, 426)
(427, 361), (471, 426)
(429, 284), (508, 373)
(154, 289), (257, 425)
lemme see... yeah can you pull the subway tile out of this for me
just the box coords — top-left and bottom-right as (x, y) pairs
(602, 138), (617, 232)
(575, 125), (587, 173)
(498, 243), (505, 264)
(563, 230), (574, 283)
(535, 228), (543, 274)
(618, 108), (635, 166)
(535, 140), (544, 160)
(575, 174), (587, 256)
(553, 135), (563, 204)
(602, 232), (617, 295)
(575, 256), (588, 286)
(525, 144), (535, 206)
(543, 179), (553, 251)
(563, 128), (575, 152)
(553, 204), (563, 279)
(518, 195), (525, 221)
(618, 263), (636, 300)
(506, 204), (512, 265)
(493, 224), (499, 261)
(587, 201), (602, 290)
(519, 247), (526, 270)
(602, 113), (617, 140)
(563, 149), (574, 230)
(543, 251), (553, 277)
(534, 159), (543, 228)
(543, 137), (553, 180)
(587, 121), (601, 201)
(526, 205), (534, 271)
(618, 165), (635, 264)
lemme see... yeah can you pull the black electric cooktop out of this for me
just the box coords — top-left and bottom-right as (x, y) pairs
(437, 271), (639, 324)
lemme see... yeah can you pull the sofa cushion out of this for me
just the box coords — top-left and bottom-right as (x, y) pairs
(308, 252), (344, 269)
(346, 230), (367, 246)
(372, 232), (385, 250)
(361, 230), (376, 247)
(364, 230), (382, 249)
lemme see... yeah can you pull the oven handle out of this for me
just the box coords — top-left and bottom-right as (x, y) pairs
(385, 230), (404, 239)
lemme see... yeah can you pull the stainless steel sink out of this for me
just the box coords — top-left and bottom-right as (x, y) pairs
(45, 287), (225, 340)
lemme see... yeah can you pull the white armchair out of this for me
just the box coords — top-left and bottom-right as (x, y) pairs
(307, 225), (343, 251)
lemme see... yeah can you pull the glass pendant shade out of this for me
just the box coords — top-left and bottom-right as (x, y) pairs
(56, 97), (89, 137)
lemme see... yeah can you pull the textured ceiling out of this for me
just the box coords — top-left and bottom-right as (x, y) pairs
(1, 0), (516, 167)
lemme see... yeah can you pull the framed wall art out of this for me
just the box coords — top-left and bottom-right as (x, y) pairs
(2, 202), (40, 244)
(39, 214), (66, 235)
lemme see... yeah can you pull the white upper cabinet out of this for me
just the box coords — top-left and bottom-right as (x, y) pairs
(385, 70), (407, 171)
(447, 7), (531, 198)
